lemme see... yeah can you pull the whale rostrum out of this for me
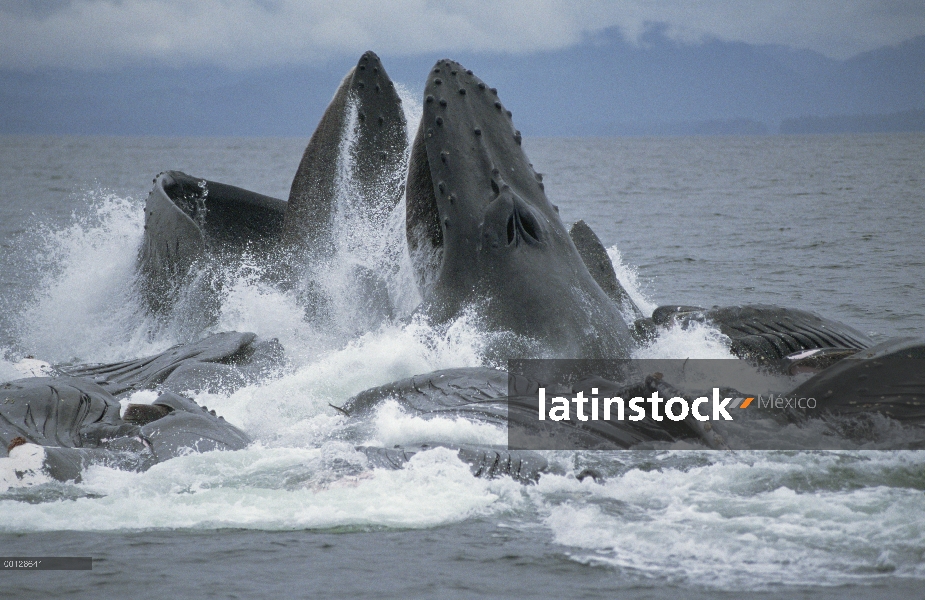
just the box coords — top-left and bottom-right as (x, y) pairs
(406, 59), (634, 360)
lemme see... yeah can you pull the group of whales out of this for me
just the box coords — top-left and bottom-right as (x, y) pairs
(3, 52), (924, 486)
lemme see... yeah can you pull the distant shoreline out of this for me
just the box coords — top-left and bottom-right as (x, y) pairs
(606, 108), (925, 136)
(778, 108), (925, 134)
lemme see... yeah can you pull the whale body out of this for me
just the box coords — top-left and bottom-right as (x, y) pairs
(11, 51), (922, 485)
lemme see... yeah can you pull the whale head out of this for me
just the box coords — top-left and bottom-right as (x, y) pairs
(406, 59), (633, 359)
(284, 50), (408, 258)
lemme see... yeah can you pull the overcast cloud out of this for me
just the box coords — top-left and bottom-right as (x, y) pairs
(1, 0), (924, 70)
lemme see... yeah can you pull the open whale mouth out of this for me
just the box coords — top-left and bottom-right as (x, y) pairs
(159, 171), (209, 227)
(136, 50), (407, 332)
(137, 170), (287, 315)
(152, 170), (287, 248)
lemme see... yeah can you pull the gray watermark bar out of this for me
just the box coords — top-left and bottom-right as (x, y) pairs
(506, 358), (925, 450)
(1, 557), (92, 570)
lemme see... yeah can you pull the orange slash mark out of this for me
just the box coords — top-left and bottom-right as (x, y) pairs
(739, 397), (754, 409)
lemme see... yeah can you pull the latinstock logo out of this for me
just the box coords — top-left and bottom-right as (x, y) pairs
(504, 358), (836, 451)
(536, 387), (757, 422)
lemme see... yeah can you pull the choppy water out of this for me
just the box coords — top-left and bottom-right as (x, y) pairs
(0, 131), (923, 599)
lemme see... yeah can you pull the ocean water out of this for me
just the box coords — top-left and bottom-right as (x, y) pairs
(0, 131), (923, 599)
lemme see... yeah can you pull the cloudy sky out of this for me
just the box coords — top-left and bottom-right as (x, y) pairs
(2, 0), (924, 71)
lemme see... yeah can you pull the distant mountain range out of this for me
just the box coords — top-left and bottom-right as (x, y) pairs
(779, 108), (925, 134)
(2, 28), (923, 136)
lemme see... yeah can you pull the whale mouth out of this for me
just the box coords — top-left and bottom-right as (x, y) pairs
(152, 170), (287, 248)
(123, 403), (172, 426)
(160, 171), (209, 227)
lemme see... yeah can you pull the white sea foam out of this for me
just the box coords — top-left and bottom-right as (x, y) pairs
(0, 354), (25, 383)
(194, 313), (488, 447)
(634, 320), (736, 360)
(3, 137), (925, 592)
(118, 389), (161, 418)
(0, 444), (52, 492)
(0, 446), (519, 532)
(214, 265), (323, 361)
(14, 193), (157, 363)
(605, 243), (740, 360)
(607, 244), (657, 318)
(369, 400), (507, 448)
(535, 451), (925, 589)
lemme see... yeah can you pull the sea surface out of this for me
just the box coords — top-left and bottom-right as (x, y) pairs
(0, 131), (923, 599)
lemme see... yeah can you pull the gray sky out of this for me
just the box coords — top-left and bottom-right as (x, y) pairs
(1, 0), (924, 70)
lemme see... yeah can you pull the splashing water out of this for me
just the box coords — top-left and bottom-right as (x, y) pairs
(2, 134), (922, 595)
(608, 244), (657, 318)
(13, 193), (173, 363)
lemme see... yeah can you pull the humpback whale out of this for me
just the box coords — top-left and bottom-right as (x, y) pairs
(59, 331), (285, 396)
(283, 51), (408, 260)
(787, 337), (925, 421)
(138, 171), (287, 315)
(1, 376), (250, 483)
(0, 332), (271, 482)
(137, 51), (408, 324)
(405, 60), (634, 360)
(400, 59), (869, 365)
(638, 303), (874, 368)
(341, 367), (728, 451)
(10, 51), (925, 487)
(2, 333), (548, 484)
